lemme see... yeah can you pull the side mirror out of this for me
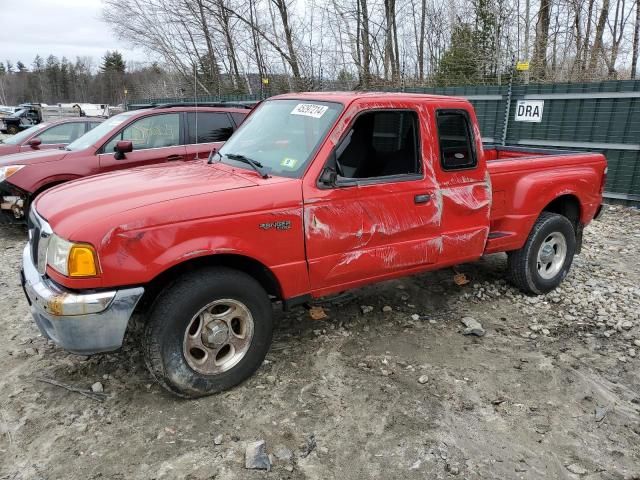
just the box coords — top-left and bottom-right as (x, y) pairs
(114, 140), (133, 160)
(28, 137), (42, 148)
(319, 167), (337, 186)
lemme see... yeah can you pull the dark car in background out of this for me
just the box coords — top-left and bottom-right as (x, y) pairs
(0, 104), (250, 223)
(0, 118), (104, 156)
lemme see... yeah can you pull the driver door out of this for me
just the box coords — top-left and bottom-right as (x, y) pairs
(98, 113), (186, 172)
(303, 106), (442, 293)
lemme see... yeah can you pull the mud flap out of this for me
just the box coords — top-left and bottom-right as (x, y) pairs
(575, 223), (584, 254)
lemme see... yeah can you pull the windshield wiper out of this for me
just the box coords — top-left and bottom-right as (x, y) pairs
(224, 153), (269, 179)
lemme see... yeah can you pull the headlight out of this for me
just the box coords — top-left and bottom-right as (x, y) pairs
(47, 234), (99, 277)
(0, 165), (25, 182)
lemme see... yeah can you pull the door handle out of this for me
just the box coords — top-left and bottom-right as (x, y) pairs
(414, 193), (431, 204)
(167, 154), (184, 161)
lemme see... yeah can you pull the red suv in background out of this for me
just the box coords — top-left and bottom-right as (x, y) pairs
(0, 117), (104, 156)
(0, 104), (250, 223)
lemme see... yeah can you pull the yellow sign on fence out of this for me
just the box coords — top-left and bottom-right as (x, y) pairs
(516, 61), (530, 71)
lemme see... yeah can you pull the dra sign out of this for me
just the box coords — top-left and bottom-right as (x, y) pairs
(515, 100), (544, 123)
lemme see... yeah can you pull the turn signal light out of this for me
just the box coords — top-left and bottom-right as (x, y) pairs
(68, 245), (98, 277)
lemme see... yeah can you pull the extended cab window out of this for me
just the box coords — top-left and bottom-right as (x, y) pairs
(186, 112), (234, 143)
(103, 113), (180, 153)
(436, 111), (477, 170)
(39, 122), (85, 144)
(336, 110), (420, 179)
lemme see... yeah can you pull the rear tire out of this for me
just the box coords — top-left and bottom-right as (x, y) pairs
(507, 212), (576, 295)
(142, 267), (273, 398)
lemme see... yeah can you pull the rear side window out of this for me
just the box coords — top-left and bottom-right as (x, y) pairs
(186, 112), (234, 143)
(436, 111), (477, 170)
(103, 113), (180, 152)
(38, 122), (85, 144)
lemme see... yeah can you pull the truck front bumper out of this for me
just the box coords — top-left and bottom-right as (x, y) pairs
(21, 244), (144, 354)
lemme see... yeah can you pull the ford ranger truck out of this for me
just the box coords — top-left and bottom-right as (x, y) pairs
(22, 92), (607, 398)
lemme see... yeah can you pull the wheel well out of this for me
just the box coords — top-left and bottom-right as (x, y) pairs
(542, 194), (581, 229)
(33, 181), (65, 199)
(136, 254), (283, 314)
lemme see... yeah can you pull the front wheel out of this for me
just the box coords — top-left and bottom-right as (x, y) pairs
(143, 267), (273, 398)
(508, 212), (576, 295)
(6, 125), (19, 135)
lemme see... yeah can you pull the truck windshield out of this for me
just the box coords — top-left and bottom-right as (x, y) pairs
(65, 110), (138, 151)
(2, 125), (45, 145)
(218, 99), (342, 178)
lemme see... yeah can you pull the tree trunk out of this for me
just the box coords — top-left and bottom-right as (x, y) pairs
(532, 0), (551, 78)
(632, 0), (640, 78)
(383, 0), (398, 81)
(418, 0), (426, 81)
(272, 0), (302, 87)
(195, 0), (220, 88)
(218, 1), (241, 90)
(589, 0), (610, 72)
(580, 0), (596, 71)
(361, 0), (371, 88)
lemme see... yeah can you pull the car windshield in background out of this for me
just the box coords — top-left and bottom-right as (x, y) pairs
(2, 124), (44, 145)
(65, 110), (138, 151)
(218, 99), (342, 178)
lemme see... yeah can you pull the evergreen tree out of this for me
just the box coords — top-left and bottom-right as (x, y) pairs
(101, 51), (126, 74)
(435, 23), (480, 85)
(16, 61), (27, 73)
(32, 55), (44, 72)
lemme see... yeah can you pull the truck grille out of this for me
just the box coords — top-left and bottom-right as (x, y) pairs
(28, 208), (52, 275)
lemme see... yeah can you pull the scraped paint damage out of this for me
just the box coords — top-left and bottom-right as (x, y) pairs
(441, 184), (490, 212)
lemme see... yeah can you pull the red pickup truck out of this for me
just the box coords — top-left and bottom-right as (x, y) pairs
(1, 104), (248, 223)
(22, 92), (606, 398)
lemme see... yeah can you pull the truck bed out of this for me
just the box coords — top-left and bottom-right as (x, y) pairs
(484, 145), (606, 254)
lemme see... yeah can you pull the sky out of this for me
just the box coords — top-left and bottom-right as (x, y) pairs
(0, 0), (149, 69)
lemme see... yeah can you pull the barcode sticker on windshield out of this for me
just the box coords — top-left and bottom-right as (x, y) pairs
(291, 103), (328, 118)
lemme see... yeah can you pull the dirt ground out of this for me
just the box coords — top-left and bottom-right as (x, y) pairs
(1, 207), (639, 480)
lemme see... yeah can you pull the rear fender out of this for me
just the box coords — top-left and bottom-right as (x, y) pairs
(487, 168), (598, 253)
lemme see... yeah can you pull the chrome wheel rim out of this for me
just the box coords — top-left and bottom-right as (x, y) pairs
(183, 299), (254, 375)
(536, 232), (567, 280)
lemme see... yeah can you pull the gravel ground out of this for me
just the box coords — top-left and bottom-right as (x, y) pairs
(1, 206), (639, 480)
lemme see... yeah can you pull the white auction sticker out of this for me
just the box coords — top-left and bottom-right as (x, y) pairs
(291, 103), (328, 118)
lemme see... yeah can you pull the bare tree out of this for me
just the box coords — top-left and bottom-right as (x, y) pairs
(532, 0), (552, 78)
(632, 0), (640, 77)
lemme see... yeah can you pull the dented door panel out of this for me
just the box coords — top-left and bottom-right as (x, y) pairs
(303, 98), (443, 292)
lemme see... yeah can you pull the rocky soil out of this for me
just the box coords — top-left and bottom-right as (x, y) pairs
(1, 206), (639, 479)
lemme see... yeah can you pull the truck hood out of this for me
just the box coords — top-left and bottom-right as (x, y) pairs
(0, 148), (68, 166)
(36, 161), (259, 234)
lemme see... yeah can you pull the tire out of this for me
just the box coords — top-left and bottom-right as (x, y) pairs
(7, 125), (19, 135)
(143, 267), (273, 398)
(507, 212), (576, 295)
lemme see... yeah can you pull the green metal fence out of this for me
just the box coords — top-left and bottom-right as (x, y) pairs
(133, 80), (640, 201)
